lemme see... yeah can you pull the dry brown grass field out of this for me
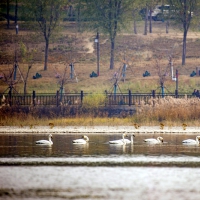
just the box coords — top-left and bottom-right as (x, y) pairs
(1, 20), (200, 95)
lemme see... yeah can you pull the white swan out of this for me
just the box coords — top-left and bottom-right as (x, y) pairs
(182, 136), (200, 145)
(109, 133), (128, 145)
(36, 134), (53, 145)
(144, 136), (164, 144)
(72, 135), (89, 144)
(123, 134), (135, 144)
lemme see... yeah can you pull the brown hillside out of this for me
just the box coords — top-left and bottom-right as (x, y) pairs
(1, 21), (200, 94)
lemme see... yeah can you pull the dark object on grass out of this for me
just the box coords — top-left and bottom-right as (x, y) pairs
(90, 71), (98, 78)
(190, 71), (196, 77)
(33, 72), (42, 79)
(143, 71), (151, 77)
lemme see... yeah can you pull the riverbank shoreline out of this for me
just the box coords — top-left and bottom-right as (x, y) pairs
(0, 125), (200, 134)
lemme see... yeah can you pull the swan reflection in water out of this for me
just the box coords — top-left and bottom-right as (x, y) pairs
(72, 142), (89, 154)
(109, 143), (127, 153)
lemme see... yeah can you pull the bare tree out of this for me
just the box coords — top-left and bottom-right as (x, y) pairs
(81, 0), (134, 70)
(6, 0), (12, 29)
(144, 4), (148, 35)
(143, 0), (159, 35)
(14, 0), (18, 24)
(167, 0), (197, 65)
(24, 0), (68, 70)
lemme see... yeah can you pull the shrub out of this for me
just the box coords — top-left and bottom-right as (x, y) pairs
(82, 93), (106, 110)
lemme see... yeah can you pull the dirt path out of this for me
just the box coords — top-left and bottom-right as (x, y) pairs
(84, 38), (94, 53)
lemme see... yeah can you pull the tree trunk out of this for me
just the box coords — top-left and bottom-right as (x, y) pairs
(182, 30), (187, 65)
(133, 20), (137, 34)
(144, 6), (148, 35)
(149, 6), (152, 33)
(24, 65), (31, 95)
(182, 0), (188, 66)
(110, 39), (115, 69)
(166, 20), (169, 34)
(15, 0), (18, 24)
(77, 6), (81, 32)
(44, 38), (49, 70)
(6, 0), (10, 29)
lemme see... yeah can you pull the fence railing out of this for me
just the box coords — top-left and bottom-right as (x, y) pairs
(106, 93), (193, 106)
(0, 90), (194, 107)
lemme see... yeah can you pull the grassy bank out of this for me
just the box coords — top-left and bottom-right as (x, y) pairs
(1, 96), (200, 127)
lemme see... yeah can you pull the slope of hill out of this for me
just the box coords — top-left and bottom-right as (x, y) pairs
(1, 21), (200, 95)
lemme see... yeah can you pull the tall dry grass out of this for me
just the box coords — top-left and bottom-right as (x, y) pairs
(135, 96), (200, 126)
(1, 94), (200, 127)
(0, 106), (134, 126)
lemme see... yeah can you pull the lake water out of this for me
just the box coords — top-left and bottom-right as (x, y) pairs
(0, 133), (200, 199)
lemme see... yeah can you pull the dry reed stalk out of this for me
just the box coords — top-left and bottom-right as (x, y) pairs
(136, 96), (200, 122)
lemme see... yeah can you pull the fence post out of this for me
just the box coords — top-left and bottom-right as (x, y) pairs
(114, 83), (117, 101)
(8, 89), (12, 106)
(175, 69), (178, 98)
(129, 90), (131, 106)
(152, 90), (155, 98)
(161, 84), (164, 98)
(175, 90), (178, 98)
(56, 90), (59, 107)
(81, 91), (83, 104)
(33, 91), (36, 106)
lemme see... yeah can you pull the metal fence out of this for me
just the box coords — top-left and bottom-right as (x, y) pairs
(106, 93), (193, 106)
(0, 90), (194, 107)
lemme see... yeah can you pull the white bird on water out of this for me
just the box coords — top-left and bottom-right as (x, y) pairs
(72, 135), (89, 144)
(123, 134), (135, 144)
(35, 134), (53, 145)
(182, 136), (200, 145)
(144, 136), (164, 144)
(109, 133), (128, 145)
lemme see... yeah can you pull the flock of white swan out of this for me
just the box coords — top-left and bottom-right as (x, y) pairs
(35, 133), (200, 146)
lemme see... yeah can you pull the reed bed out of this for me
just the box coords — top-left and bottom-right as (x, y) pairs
(1, 96), (200, 127)
(135, 96), (200, 126)
(0, 110), (134, 127)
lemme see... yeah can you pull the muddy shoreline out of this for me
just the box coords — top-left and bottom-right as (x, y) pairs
(0, 125), (200, 134)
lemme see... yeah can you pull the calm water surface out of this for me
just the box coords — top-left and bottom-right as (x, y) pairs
(0, 132), (200, 199)
(1, 133), (200, 157)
